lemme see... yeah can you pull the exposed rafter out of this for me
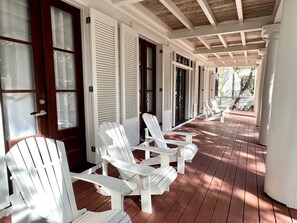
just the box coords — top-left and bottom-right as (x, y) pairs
(159, 0), (194, 30)
(218, 34), (228, 48)
(273, 0), (283, 23)
(214, 53), (221, 59)
(197, 37), (211, 49)
(207, 54), (261, 62)
(194, 43), (265, 54)
(244, 51), (248, 58)
(196, 0), (217, 26)
(112, 0), (144, 6)
(216, 61), (258, 67)
(235, 0), (243, 23)
(170, 17), (273, 39)
(229, 52), (234, 58)
(240, 31), (246, 46)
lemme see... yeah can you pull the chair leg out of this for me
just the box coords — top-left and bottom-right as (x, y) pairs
(177, 156), (185, 174)
(140, 189), (152, 214)
(110, 192), (124, 210)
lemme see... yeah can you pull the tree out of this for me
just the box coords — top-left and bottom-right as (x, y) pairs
(231, 67), (255, 109)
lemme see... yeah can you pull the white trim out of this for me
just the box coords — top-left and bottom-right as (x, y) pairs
(194, 43), (265, 54)
(196, 0), (217, 26)
(235, 0), (243, 22)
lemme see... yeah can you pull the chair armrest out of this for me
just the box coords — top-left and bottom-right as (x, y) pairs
(70, 173), (136, 195)
(132, 145), (177, 156)
(163, 131), (197, 137)
(152, 137), (189, 147)
(101, 155), (155, 176)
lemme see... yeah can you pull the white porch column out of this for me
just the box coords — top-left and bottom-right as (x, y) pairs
(258, 24), (280, 146)
(265, 0), (297, 208)
(255, 49), (267, 127)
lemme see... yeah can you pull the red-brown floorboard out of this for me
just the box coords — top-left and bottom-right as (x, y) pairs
(1, 111), (297, 223)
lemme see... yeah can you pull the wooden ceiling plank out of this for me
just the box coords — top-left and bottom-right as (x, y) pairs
(170, 17), (273, 39)
(159, 0), (194, 30)
(235, 0), (243, 23)
(196, 0), (217, 26)
(194, 43), (265, 54)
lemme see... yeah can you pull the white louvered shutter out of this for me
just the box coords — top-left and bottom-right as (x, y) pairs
(120, 24), (139, 145)
(89, 8), (119, 163)
(120, 23), (139, 146)
(162, 45), (173, 131)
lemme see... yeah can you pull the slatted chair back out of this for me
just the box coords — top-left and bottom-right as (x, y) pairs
(99, 122), (137, 180)
(142, 113), (168, 149)
(203, 101), (215, 116)
(5, 137), (79, 223)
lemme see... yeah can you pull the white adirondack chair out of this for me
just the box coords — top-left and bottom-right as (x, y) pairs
(203, 101), (225, 122)
(142, 113), (198, 174)
(98, 122), (178, 214)
(5, 137), (137, 223)
(210, 99), (230, 117)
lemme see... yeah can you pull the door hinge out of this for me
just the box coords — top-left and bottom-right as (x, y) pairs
(89, 86), (93, 92)
(91, 146), (96, 152)
(86, 17), (91, 24)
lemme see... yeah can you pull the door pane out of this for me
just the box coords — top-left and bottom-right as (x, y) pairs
(3, 93), (36, 139)
(0, 0), (31, 41)
(54, 51), (76, 90)
(56, 92), (77, 130)
(147, 69), (153, 91)
(0, 40), (34, 90)
(147, 47), (153, 69)
(51, 7), (74, 51)
(146, 92), (153, 113)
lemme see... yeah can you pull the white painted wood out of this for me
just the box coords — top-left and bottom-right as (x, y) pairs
(89, 8), (119, 163)
(218, 34), (228, 48)
(265, 0), (297, 208)
(273, 0), (283, 23)
(0, 102), (9, 211)
(196, 0), (217, 26)
(194, 43), (265, 54)
(235, 0), (243, 22)
(197, 36), (211, 49)
(241, 31), (246, 46)
(120, 23), (140, 146)
(98, 122), (178, 213)
(5, 137), (133, 223)
(203, 101), (224, 122)
(112, 0), (144, 7)
(159, 0), (194, 30)
(207, 54), (260, 62)
(170, 17), (273, 39)
(161, 45), (173, 131)
(142, 113), (198, 173)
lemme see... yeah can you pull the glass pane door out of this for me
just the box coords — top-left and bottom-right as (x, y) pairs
(0, 0), (37, 141)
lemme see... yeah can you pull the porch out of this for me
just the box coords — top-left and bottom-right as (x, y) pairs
(2, 111), (296, 223)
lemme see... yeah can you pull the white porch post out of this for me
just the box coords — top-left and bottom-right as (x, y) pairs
(254, 49), (267, 127)
(258, 24), (280, 146)
(265, 0), (297, 208)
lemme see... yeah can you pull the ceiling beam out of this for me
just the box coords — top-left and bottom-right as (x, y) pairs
(229, 52), (234, 58)
(273, 0), (283, 23)
(218, 34), (228, 47)
(214, 61), (258, 67)
(235, 0), (243, 22)
(196, 0), (217, 26)
(112, 0), (144, 6)
(197, 37), (212, 49)
(214, 53), (221, 59)
(207, 54), (261, 62)
(170, 17), (273, 39)
(159, 0), (194, 30)
(240, 31), (246, 46)
(194, 43), (265, 54)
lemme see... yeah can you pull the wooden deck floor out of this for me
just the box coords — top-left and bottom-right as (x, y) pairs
(2, 111), (297, 223)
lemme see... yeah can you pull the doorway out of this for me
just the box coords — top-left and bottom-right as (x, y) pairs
(0, 0), (86, 169)
(139, 39), (156, 140)
(175, 67), (186, 124)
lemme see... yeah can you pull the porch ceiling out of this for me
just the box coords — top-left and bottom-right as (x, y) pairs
(111, 0), (283, 67)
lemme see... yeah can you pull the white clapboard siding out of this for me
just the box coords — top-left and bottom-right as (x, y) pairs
(120, 23), (139, 146)
(161, 45), (173, 131)
(89, 8), (119, 163)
